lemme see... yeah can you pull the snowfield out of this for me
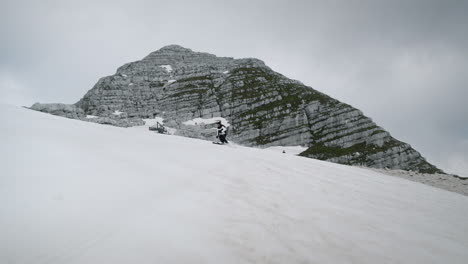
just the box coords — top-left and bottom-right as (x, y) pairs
(1, 104), (468, 264)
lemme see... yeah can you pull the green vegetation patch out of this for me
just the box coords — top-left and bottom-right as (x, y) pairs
(300, 139), (403, 161)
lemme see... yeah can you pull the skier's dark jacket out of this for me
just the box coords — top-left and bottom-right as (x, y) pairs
(217, 124), (227, 136)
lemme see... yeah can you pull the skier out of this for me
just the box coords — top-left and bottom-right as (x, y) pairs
(215, 121), (228, 144)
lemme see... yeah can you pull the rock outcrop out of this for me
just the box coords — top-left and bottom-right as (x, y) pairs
(32, 45), (442, 173)
(30, 103), (144, 127)
(31, 103), (85, 119)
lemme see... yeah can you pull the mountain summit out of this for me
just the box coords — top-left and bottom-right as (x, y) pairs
(31, 45), (441, 173)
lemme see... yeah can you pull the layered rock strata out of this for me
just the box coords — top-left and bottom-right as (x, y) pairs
(30, 103), (144, 127)
(32, 45), (442, 173)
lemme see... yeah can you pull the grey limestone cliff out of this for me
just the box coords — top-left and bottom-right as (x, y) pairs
(32, 45), (442, 173)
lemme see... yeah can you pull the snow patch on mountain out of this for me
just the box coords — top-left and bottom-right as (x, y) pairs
(183, 117), (230, 127)
(159, 65), (173, 73)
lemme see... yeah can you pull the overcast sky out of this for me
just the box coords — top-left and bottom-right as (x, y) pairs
(1, 0), (467, 176)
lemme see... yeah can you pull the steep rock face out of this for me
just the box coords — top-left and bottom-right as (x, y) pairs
(43, 45), (441, 173)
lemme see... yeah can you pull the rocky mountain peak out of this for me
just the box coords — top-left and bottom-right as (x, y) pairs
(142, 44), (266, 67)
(157, 44), (194, 52)
(30, 45), (443, 174)
(142, 44), (219, 64)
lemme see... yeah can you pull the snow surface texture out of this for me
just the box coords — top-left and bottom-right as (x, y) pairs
(1, 104), (468, 264)
(265, 146), (308, 156)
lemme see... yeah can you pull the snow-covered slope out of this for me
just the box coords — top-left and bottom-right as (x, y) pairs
(1, 104), (468, 264)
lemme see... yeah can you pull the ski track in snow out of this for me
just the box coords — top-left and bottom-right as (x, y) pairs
(1, 104), (468, 264)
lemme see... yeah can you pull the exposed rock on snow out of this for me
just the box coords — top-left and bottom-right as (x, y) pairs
(29, 103), (144, 127)
(30, 103), (85, 119)
(265, 145), (308, 156)
(84, 116), (144, 127)
(368, 168), (468, 196)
